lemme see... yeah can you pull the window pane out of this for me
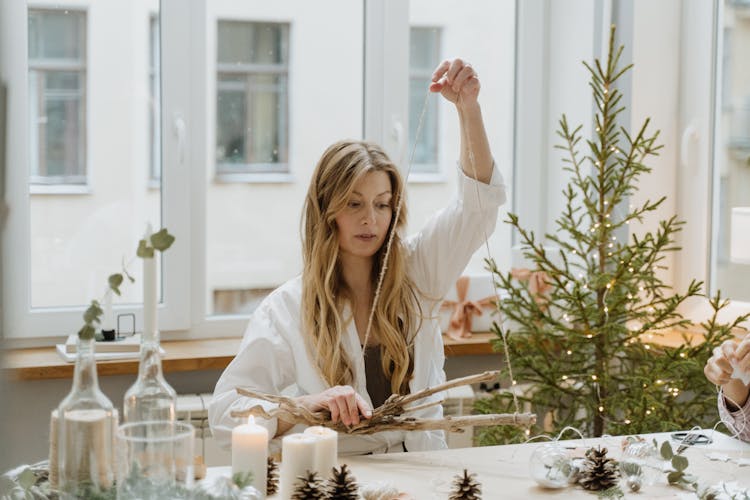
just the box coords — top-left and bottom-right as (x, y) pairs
(216, 21), (289, 174)
(714, 2), (750, 302)
(28, 9), (85, 61)
(217, 21), (287, 65)
(409, 27), (440, 169)
(29, 3), (162, 309)
(207, 1), (364, 316)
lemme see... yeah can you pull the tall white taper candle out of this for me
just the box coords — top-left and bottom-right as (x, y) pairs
(142, 224), (157, 342)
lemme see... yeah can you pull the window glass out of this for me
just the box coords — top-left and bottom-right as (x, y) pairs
(207, 1), (364, 316)
(29, 3), (162, 309)
(216, 21), (289, 174)
(409, 27), (440, 170)
(714, 2), (750, 302)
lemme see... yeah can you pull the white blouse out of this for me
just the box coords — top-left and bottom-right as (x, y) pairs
(208, 165), (507, 455)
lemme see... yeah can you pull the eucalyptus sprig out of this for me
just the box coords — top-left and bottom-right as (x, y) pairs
(659, 440), (699, 491)
(76, 227), (175, 340)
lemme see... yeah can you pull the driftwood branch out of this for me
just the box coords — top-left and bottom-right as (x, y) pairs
(232, 370), (536, 433)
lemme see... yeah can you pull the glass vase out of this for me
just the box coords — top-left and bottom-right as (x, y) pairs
(123, 328), (176, 422)
(55, 336), (116, 499)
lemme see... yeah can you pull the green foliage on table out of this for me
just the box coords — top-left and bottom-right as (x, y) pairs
(474, 25), (749, 445)
(76, 228), (175, 340)
(659, 441), (698, 491)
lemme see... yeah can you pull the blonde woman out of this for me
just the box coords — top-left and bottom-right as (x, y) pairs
(209, 59), (507, 454)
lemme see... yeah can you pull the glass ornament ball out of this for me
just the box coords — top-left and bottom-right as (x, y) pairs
(620, 439), (661, 488)
(529, 442), (571, 489)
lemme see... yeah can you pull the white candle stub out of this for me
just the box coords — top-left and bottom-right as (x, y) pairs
(280, 433), (318, 500)
(231, 416), (269, 496)
(304, 426), (338, 477)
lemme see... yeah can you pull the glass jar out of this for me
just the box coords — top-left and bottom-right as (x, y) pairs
(55, 336), (116, 499)
(123, 328), (176, 422)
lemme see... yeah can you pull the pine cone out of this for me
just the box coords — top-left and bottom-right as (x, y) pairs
(266, 456), (279, 496)
(291, 470), (326, 500)
(449, 469), (482, 500)
(579, 446), (620, 491)
(326, 464), (359, 500)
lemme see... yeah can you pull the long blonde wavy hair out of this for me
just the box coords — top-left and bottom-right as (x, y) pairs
(301, 140), (422, 395)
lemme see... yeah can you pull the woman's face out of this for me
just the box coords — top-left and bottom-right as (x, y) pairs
(334, 170), (394, 261)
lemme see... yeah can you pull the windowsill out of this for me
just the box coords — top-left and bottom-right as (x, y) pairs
(30, 184), (92, 195)
(214, 172), (295, 184)
(3, 333), (499, 381)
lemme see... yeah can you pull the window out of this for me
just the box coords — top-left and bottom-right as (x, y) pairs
(28, 9), (87, 185)
(712, 1), (750, 303)
(3, 0), (518, 339)
(215, 21), (289, 177)
(408, 27), (440, 172)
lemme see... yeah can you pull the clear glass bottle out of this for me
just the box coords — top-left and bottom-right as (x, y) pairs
(123, 328), (177, 422)
(56, 336), (116, 499)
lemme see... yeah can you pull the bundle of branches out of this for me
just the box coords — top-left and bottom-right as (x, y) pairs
(231, 371), (535, 434)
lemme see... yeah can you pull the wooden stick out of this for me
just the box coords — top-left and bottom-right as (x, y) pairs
(229, 405), (536, 434)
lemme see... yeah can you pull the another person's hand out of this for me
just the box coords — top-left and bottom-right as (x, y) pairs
(705, 336), (750, 410)
(429, 58), (479, 107)
(705, 339), (740, 386)
(298, 385), (372, 427)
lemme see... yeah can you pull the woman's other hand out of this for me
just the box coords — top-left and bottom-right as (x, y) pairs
(429, 58), (480, 107)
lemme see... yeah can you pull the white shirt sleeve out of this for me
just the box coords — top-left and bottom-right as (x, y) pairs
(208, 298), (297, 447)
(406, 162), (507, 299)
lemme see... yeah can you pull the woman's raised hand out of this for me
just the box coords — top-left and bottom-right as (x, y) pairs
(429, 58), (480, 106)
(705, 339), (740, 386)
(299, 385), (373, 426)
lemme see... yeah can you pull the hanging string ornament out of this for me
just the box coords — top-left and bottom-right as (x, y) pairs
(578, 446), (620, 491)
(449, 469), (482, 500)
(266, 456), (279, 496)
(291, 470), (326, 500)
(619, 438), (661, 492)
(528, 441), (572, 489)
(325, 464), (359, 500)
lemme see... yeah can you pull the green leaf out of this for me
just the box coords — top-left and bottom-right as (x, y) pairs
(78, 324), (96, 340)
(137, 239), (154, 258)
(83, 300), (103, 324)
(672, 455), (688, 472)
(17, 468), (35, 489)
(108, 274), (124, 295)
(150, 228), (175, 252)
(232, 471), (253, 489)
(660, 440), (674, 460)
(667, 471), (682, 484)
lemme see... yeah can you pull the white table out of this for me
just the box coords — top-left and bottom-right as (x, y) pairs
(210, 429), (750, 499)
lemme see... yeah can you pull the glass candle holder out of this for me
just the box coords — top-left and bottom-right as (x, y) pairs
(116, 420), (195, 499)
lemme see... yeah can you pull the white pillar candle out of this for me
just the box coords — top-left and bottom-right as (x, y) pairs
(304, 426), (338, 478)
(231, 416), (269, 497)
(280, 433), (318, 500)
(142, 224), (157, 342)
